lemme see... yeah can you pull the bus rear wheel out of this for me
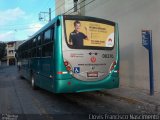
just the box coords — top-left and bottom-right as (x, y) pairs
(31, 75), (38, 90)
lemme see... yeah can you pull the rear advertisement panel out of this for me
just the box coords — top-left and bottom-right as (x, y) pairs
(65, 20), (115, 49)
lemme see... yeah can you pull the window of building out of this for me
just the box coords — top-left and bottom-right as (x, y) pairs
(8, 50), (14, 54)
(8, 43), (14, 47)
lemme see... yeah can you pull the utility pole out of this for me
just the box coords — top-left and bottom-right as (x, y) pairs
(49, 8), (51, 22)
(74, 0), (78, 12)
(39, 8), (51, 22)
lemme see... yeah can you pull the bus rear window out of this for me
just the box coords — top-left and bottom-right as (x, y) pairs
(64, 20), (115, 50)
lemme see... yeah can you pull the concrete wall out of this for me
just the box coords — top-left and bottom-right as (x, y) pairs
(55, 0), (65, 15)
(55, 0), (78, 15)
(82, 0), (160, 92)
(55, 0), (83, 16)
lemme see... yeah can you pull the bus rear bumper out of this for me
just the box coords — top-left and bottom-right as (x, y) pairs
(54, 76), (119, 93)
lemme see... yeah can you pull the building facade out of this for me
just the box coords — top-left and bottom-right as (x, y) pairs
(6, 41), (16, 65)
(6, 41), (24, 66)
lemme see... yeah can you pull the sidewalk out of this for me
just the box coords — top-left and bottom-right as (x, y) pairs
(104, 85), (160, 112)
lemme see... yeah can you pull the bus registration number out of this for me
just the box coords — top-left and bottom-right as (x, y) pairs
(87, 72), (98, 77)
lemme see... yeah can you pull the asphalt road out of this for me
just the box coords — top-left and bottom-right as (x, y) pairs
(0, 66), (155, 120)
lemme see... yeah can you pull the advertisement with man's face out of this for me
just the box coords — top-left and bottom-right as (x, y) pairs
(65, 20), (115, 49)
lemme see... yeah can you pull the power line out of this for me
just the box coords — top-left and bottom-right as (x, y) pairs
(39, 2), (65, 21)
(63, 0), (86, 15)
(0, 22), (41, 27)
(68, 0), (95, 15)
(39, 8), (52, 22)
(37, 0), (53, 12)
(0, 21), (45, 32)
(51, 1), (65, 13)
(45, 0), (54, 10)
(51, 0), (95, 16)
(0, 27), (41, 31)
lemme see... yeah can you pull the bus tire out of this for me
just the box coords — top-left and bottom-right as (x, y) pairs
(31, 74), (38, 90)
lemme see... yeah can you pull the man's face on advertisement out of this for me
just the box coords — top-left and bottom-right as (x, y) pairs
(75, 23), (81, 33)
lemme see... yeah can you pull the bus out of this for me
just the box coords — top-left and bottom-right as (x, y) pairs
(17, 15), (119, 93)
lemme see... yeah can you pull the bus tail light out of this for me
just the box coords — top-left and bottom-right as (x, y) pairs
(64, 61), (72, 72)
(57, 71), (68, 74)
(109, 61), (116, 73)
(64, 61), (69, 66)
(57, 61), (72, 75)
(57, 72), (63, 74)
(66, 66), (71, 71)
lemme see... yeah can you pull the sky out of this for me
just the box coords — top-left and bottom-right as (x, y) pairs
(0, 0), (55, 42)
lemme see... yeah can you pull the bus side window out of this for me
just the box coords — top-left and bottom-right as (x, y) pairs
(28, 50), (31, 58)
(33, 38), (37, 48)
(46, 43), (53, 56)
(28, 40), (32, 50)
(32, 48), (36, 57)
(44, 29), (51, 43)
(51, 26), (54, 41)
(25, 51), (28, 58)
(37, 35), (42, 57)
(51, 26), (54, 57)
(38, 35), (41, 45)
(37, 47), (42, 57)
(42, 42), (53, 57)
(25, 51), (28, 59)
(41, 28), (53, 57)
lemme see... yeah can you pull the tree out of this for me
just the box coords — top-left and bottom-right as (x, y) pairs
(0, 42), (6, 60)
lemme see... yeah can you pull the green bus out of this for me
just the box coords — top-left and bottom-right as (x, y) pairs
(17, 15), (119, 93)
